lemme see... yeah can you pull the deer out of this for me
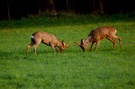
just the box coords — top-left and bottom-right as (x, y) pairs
(75, 26), (122, 52)
(26, 31), (70, 54)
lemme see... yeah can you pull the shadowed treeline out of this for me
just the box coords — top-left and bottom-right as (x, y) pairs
(0, 0), (135, 20)
(0, 14), (135, 29)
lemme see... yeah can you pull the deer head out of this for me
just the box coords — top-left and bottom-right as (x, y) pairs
(75, 39), (89, 52)
(60, 40), (70, 52)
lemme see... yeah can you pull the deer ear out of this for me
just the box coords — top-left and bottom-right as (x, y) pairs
(62, 40), (66, 46)
(81, 39), (84, 44)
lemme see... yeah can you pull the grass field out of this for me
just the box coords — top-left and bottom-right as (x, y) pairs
(0, 14), (135, 89)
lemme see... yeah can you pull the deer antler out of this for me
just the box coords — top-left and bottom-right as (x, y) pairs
(66, 44), (70, 48)
(75, 41), (80, 46)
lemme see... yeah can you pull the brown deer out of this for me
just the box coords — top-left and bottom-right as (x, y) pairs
(26, 31), (70, 54)
(75, 26), (122, 52)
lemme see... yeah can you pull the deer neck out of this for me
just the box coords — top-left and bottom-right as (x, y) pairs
(57, 41), (63, 48)
(86, 35), (94, 44)
(85, 38), (90, 44)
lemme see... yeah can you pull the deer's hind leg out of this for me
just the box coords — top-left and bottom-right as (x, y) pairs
(26, 38), (35, 54)
(113, 35), (122, 48)
(106, 37), (116, 48)
(33, 39), (41, 55)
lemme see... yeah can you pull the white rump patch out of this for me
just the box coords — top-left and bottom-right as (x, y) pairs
(115, 29), (117, 33)
(31, 35), (34, 38)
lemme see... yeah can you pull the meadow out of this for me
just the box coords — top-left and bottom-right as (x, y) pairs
(0, 14), (135, 89)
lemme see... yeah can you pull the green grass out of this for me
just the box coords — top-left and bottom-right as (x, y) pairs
(0, 14), (135, 89)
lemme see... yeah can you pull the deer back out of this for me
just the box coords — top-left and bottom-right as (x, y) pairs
(33, 31), (60, 45)
(88, 26), (116, 40)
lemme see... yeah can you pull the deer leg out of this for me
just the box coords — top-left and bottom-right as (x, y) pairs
(90, 42), (95, 51)
(50, 43), (56, 52)
(95, 41), (100, 50)
(55, 46), (58, 52)
(33, 39), (41, 55)
(106, 37), (116, 48)
(113, 35), (122, 48)
(26, 41), (35, 54)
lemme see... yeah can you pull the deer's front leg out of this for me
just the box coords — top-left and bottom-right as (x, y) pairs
(90, 42), (95, 51)
(95, 41), (100, 50)
(50, 43), (56, 52)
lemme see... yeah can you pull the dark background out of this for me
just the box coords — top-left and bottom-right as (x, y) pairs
(0, 0), (135, 20)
